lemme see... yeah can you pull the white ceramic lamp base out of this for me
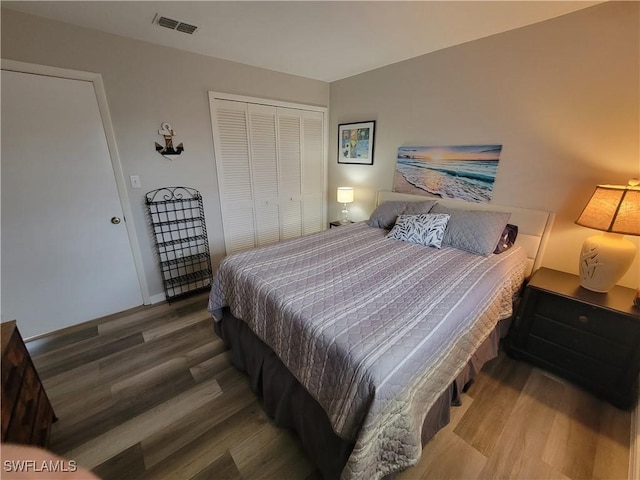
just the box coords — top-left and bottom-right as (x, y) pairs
(578, 232), (637, 293)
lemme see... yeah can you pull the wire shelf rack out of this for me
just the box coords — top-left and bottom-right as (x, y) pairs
(145, 187), (213, 302)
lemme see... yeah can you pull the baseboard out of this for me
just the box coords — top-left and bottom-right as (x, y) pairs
(149, 293), (168, 304)
(631, 377), (640, 480)
(24, 301), (163, 342)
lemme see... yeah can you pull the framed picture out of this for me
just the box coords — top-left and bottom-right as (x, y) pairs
(338, 121), (376, 165)
(393, 145), (502, 203)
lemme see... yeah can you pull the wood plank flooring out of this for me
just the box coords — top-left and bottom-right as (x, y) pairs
(26, 294), (631, 479)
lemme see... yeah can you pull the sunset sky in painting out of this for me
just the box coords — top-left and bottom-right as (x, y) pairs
(400, 145), (501, 162)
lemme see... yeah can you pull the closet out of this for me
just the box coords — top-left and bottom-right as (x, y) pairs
(209, 93), (327, 254)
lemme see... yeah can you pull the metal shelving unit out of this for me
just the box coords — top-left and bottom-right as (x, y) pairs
(145, 187), (212, 302)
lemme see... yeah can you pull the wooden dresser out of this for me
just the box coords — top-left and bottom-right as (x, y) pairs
(1, 320), (56, 446)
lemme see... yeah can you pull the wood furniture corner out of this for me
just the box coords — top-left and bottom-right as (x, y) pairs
(1, 321), (56, 446)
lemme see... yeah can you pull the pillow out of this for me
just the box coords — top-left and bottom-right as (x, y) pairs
(402, 200), (438, 216)
(494, 223), (519, 254)
(367, 201), (408, 229)
(430, 204), (511, 256)
(386, 213), (451, 248)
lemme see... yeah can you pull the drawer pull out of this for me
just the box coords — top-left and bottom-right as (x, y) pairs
(577, 315), (589, 324)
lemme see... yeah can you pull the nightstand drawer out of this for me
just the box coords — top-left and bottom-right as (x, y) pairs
(530, 315), (631, 367)
(527, 336), (621, 388)
(536, 293), (636, 346)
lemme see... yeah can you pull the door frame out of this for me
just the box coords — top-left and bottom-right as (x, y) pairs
(1, 59), (150, 304)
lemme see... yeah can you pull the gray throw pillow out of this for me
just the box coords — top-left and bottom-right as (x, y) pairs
(402, 200), (438, 216)
(430, 204), (511, 256)
(367, 201), (408, 229)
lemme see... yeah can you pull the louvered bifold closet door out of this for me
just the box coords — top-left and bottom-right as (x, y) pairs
(277, 109), (303, 240)
(248, 104), (280, 246)
(301, 110), (325, 235)
(211, 93), (327, 255)
(211, 99), (256, 253)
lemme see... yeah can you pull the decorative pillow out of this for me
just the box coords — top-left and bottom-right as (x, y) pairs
(402, 200), (438, 216)
(386, 213), (451, 248)
(430, 204), (511, 256)
(367, 201), (408, 229)
(494, 223), (519, 254)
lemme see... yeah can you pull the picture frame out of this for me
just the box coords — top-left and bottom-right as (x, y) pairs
(338, 121), (376, 165)
(393, 145), (502, 203)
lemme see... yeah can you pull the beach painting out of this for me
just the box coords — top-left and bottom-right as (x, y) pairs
(393, 145), (502, 203)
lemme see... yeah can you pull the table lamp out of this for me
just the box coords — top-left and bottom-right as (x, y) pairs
(337, 187), (354, 224)
(575, 179), (640, 292)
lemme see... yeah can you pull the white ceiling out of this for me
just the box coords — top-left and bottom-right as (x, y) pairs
(2, 1), (602, 82)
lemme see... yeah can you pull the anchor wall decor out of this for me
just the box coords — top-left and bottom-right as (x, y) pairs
(155, 122), (184, 160)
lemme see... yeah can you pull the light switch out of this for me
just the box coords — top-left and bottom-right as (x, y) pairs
(130, 175), (141, 189)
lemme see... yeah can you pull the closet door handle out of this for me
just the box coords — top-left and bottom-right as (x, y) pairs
(111, 216), (121, 225)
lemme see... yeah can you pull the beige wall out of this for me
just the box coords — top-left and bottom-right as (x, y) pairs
(329, 1), (639, 288)
(1, 8), (329, 300)
(2, 3), (639, 296)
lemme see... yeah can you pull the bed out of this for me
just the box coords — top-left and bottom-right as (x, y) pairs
(208, 190), (555, 479)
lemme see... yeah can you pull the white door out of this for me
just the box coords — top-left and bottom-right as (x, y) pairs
(1, 70), (143, 338)
(248, 104), (280, 246)
(210, 93), (327, 254)
(211, 99), (257, 254)
(277, 110), (304, 240)
(300, 110), (325, 235)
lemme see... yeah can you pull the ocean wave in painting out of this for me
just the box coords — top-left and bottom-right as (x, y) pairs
(395, 146), (501, 203)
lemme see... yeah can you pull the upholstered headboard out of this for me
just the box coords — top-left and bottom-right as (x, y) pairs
(375, 191), (555, 277)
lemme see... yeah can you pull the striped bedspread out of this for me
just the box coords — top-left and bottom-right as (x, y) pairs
(208, 222), (527, 479)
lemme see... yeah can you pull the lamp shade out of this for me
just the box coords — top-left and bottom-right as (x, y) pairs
(337, 187), (354, 204)
(575, 183), (640, 235)
(575, 179), (640, 293)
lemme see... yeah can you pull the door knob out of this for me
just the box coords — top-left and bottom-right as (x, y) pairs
(111, 216), (121, 225)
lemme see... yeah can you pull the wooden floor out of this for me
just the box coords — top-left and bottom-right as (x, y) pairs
(26, 293), (631, 480)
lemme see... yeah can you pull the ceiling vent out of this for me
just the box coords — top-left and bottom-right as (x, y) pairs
(176, 22), (198, 35)
(153, 14), (198, 35)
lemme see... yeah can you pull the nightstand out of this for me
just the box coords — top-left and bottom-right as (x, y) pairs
(507, 267), (640, 408)
(329, 220), (354, 228)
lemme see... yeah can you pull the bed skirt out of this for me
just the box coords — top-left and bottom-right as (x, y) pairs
(214, 307), (510, 479)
